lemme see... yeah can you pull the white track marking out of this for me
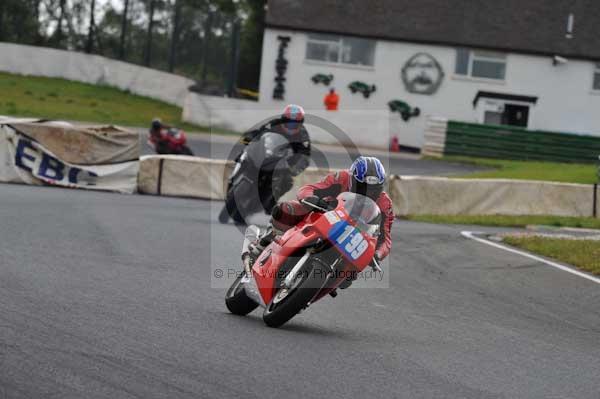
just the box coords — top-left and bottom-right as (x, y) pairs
(461, 231), (600, 285)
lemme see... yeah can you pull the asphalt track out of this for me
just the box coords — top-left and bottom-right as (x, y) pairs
(1, 185), (599, 398)
(140, 133), (485, 176)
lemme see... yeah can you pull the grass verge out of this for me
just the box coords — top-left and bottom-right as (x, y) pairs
(434, 156), (597, 185)
(406, 214), (600, 230)
(0, 71), (211, 133)
(502, 236), (600, 275)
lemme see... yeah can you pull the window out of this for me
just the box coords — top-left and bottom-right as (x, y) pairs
(306, 34), (375, 66)
(455, 49), (507, 80)
(594, 63), (600, 91)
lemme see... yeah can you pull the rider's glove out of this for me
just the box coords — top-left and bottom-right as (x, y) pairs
(239, 129), (260, 145)
(370, 252), (383, 270)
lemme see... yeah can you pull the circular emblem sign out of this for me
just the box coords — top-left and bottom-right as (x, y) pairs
(401, 53), (445, 95)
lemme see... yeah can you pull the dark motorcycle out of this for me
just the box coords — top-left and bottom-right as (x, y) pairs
(218, 131), (306, 225)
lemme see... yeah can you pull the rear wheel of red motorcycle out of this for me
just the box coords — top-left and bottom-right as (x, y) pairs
(225, 272), (258, 315)
(262, 260), (329, 328)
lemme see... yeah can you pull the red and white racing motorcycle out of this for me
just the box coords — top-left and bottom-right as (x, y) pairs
(147, 127), (194, 155)
(225, 192), (383, 328)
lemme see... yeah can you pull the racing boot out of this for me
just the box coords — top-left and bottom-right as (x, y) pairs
(247, 226), (276, 259)
(338, 270), (358, 289)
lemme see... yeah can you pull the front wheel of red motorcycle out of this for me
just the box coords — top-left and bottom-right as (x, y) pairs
(263, 260), (329, 328)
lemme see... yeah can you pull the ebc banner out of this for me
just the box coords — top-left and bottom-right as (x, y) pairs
(1, 125), (138, 193)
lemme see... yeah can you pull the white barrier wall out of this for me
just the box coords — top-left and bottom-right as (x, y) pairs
(1, 143), (596, 217)
(138, 154), (336, 201)
(390, 176), (597, 217)
(0, 42), (194, 106)
(138, 155), (598, 218)
(138, 155), (233, 199)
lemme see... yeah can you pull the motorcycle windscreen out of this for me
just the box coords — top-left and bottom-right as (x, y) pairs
(337, 192), (381, 235)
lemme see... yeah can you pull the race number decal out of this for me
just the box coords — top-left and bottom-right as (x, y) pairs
(328, 222), (368, 260)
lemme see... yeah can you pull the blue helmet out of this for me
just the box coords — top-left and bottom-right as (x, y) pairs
(349, 156), (386, 200)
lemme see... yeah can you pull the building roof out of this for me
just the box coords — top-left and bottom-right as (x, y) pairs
(266, 0), (600, 61)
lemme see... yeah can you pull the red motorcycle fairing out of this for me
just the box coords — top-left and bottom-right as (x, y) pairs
(251, 201), (378, 306)
(149, 128), (188, 151)
(252, 221), (320, 305)
(311, 207), (377, 269)
(163, 129), (187, 150)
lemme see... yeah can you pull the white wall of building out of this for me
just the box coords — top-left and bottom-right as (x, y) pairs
(182, 92), (391, 148)
(259, 28), (600, 148)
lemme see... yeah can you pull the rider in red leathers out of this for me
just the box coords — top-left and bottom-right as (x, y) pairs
(250, 156), (394, 290)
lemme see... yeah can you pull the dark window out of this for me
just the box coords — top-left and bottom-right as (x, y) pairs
(483, 111), (503, 126)
(455, 49), (506, 80)
(455, 48), (470, 75)
(306, 34), (375, 66)
(472, 59), (506, 80)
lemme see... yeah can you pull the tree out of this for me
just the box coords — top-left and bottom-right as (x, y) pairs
(55, 0), (67, 47)
(200, 6), (214, 86)
(168, 0), (182, 72)
(144, 0), (157, 66)
(2, 0), (268, 95)
(119, 0), (131, 59)
(237, 0), (266, 91)
(0, 0), (41, 44)
(86, 0), (97, 53)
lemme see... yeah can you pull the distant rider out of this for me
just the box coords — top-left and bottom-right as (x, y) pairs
(149, 118), (171, 154)
(238, 104), (311, 175)
(232, 104), (312, 214)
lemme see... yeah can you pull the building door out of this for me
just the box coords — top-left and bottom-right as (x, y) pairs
(474, 91), (537, 129)
(503, 104), (529, 127)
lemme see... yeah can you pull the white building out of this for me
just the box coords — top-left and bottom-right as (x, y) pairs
(257, 0), (600, 150)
